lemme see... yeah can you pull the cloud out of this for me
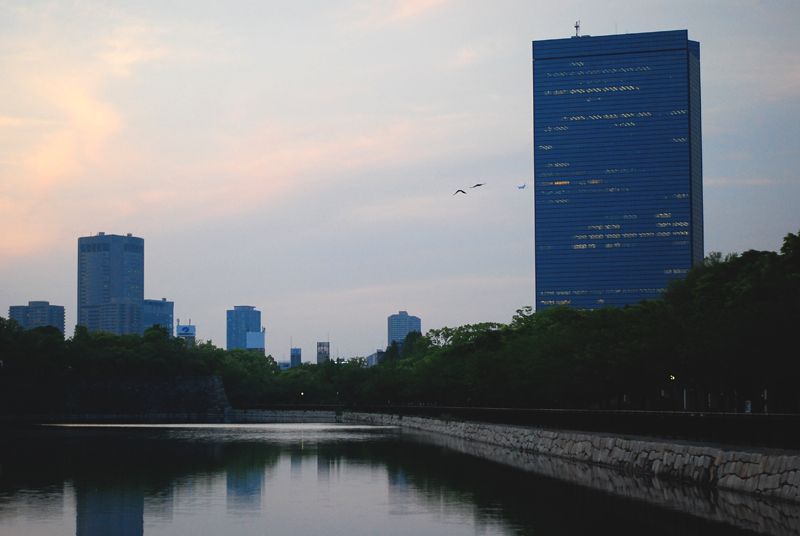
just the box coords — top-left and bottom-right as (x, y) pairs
(448, 46), (480, 68)
(0, 5), (169, 257)
(353, 0), (452, 28)
(100, 24), (169, 77)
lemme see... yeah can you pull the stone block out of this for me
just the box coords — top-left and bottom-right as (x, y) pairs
(766, 474), (781, 489)
(734, 461), (748, 478)
(779, 457), (790, 473)
(673, 454), (683, 470)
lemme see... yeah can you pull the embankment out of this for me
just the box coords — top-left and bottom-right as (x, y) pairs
(344, 412), (800, 504)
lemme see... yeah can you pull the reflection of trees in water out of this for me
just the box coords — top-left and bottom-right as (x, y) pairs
(311, 433), (763, 536)
(0, 426), (766, 536)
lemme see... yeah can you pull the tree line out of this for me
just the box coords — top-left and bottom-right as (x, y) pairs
(2, 230), (799, 412)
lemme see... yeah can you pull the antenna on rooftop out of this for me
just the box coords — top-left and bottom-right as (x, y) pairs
(575, 20), (581, 37)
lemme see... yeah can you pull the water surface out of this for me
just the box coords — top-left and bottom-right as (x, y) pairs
(0, 423), (772, 535)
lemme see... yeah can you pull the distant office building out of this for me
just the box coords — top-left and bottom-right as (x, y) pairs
(176, 323), (196, 345)
(226, 305), (262, 350)
(366, 349), (385, 367)
(246, 329), (266, 355)
(277, 361), (291, 371)
(143, 298), (174, 337)
(533, 30), (703, 309)
(78, 233), (144, 335)
(387, 311), (421, 346)
(8, 301), (65, 334)
(316, 342), (330, 364)
(290, 347), (302, 367)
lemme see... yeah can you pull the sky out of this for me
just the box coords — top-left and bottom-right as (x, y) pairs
(2, 0), (799, 361)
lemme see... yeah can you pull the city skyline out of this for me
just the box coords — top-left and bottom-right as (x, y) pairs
(2, 1), (799, 358)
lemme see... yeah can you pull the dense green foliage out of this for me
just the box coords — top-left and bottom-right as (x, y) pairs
(2, 230), (799, 412)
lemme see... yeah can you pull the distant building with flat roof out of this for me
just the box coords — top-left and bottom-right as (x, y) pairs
(316, 342), (330, 364)
(246, 329), (266, 355)
(8, 301), (65, 334)
(388, 311), (421, 346)
(290, 347), (301, 367)
(143, 298), (174, 337)
(226, 305), (262, 350)
(366, 349), (385, 367)
(176, 322), (196, 345)
(78, 232), (144, 335)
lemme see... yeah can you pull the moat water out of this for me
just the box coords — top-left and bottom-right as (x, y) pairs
(0, 423), (782, 535)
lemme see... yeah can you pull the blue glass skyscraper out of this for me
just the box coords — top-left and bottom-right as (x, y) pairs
(226, 305), (262, 350)
(78, 233), (144, 334)
(533, 30), (703, 309)
(387, 311), (421, 346)
(143, 298), (174, 337)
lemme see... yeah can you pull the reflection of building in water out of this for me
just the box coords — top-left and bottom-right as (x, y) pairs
(317, 453), (331, 481)
(144, 485), (174, 522)
(76, 485), (144, 536)
(290, 450), (303, 477)
(387, 469), (413, 515)
(226, 466), (264, 513)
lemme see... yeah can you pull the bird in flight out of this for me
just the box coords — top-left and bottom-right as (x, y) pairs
(453, 189), (467, 195)
(470, 183), (485, 188)
(518, 184), (527, 189)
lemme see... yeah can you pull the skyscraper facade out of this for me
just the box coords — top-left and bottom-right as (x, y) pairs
(316, 342), (330, 364)
(226, 305), (262, 350)
(290, 347), (302, 367)
(143, 298), (174, 337)
(387, 311), (421, 346)
(8, 301), (66, 334)
(533, 30), (703, 309)
(77, 233), (144, 334)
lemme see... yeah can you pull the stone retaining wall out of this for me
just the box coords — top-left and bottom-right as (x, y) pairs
(403, 427), (800, 536)
(344, 412), (800, 504)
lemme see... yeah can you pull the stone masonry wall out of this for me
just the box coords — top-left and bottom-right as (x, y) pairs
(344, 412), (800, 504)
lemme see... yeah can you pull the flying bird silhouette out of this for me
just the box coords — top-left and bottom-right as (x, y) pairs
(453, 189), (467, 195)
(518, 184), (527, 189)
(470, 183), (485, 188)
